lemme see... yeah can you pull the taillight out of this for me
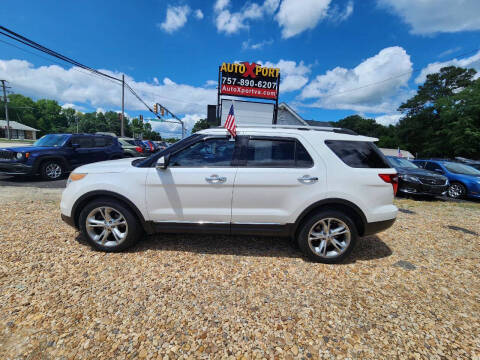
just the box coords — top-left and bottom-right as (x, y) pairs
(135, 146), (143, 153)
(379, 174), (399, 196)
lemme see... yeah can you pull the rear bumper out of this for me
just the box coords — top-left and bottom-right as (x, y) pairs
(363, 218), (396, 236)
(0, 162), (34, 175)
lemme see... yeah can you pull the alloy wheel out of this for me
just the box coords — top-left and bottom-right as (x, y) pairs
(85, 207), (128, 247)
(448, 184), (465, 198)
(45, 163), (62, 179)
(307, 218), (351, 259)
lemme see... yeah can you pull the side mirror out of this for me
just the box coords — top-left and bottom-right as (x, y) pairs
(156, 155), (169, 169)
(71, 143), (79, 149)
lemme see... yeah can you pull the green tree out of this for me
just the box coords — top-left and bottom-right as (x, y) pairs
(191, 118), (210, 133)
(397, 66), (479, 157)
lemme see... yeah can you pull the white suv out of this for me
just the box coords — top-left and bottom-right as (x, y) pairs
(61, 126), (398, 263)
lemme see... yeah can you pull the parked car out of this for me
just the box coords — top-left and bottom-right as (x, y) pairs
(60, 125), (398, 263)
(118, 138), (145, 157)
(385, 156), (448, 197)
(142, 140), (157, 153)
(413, 160), (480, 199)
(0, 133), (124, 180)
(455, 157), (480, 171)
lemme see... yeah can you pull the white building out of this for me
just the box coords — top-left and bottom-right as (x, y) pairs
(0, 120), (39, 140)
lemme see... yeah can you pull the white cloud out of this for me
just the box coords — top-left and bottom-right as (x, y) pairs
(214, 0), (280, 34)
(242, 39), (274, 50)
(61, 103), (85, 111)
(158, 5), (191, 33)
(258, 59), (311, 92)
(194, 9), (204, 20)
(437, 47), (462, 59)
(275, 0), (331, 38)
(0, 59), (216, 117)
(329, 0), (354, 23)
(300, 46), (413, 113)
(375, 113), (402, 126)
(415, 50), (480, 84)
(378, 0), (480, 35)
(204, 80), (218, 87)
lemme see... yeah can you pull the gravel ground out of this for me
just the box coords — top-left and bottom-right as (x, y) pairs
(0, 192), (479, 359)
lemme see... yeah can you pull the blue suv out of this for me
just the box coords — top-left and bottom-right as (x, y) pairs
(0, 133), (124, 180)
(413, 160), (480, 199)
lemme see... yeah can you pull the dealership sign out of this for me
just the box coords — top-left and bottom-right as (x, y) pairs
(219, 62), (280, 100)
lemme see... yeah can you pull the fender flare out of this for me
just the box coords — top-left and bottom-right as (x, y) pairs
(293, 198), (368, 237)
(71, 190), (153, 234)
(33, 155), (70, 173)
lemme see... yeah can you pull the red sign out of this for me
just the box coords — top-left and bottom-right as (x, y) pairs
(220, 84), (277, 99)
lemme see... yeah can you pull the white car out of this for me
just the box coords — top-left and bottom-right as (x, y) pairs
(61, 125), (398, 263)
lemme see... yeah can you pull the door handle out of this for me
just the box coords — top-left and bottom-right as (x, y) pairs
(298, 175), (318, 183)
(205, 174), (227, 183)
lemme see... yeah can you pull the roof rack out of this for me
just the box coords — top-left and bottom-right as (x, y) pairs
(214, 124), (358, 135)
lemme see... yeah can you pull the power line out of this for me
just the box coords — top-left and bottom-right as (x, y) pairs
(0, 38), (121, 87)
(0, 26), (122, 82)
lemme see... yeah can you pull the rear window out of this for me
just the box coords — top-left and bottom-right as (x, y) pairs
(325, 140), (390, 168)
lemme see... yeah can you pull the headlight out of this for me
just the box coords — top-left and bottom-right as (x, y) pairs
(399, 174), (421, 183)
(16, 152), (23, 160)
(66, 173), (87, 187)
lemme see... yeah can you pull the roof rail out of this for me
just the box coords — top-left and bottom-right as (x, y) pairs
(215, 124), (358, 135)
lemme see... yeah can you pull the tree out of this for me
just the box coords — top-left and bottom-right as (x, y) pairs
(191, 118), (210, 133)
(396, 66), (479, 157)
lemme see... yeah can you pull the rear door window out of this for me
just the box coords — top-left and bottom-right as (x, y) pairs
(246, 138), (313, 168)
(93, 137), (109, 148)
(325, 140), (390, 168)
(72, 136), (93, 148)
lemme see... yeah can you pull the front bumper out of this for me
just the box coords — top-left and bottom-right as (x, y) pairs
(398, 179), (448, 196)
(0, 162), (34, 175)
(61, 213), (76, 228)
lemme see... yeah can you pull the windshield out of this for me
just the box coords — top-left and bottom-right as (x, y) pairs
(33, 134), (69, 147)
(443, 162), (480, 175)
(387, 156), (418, 168)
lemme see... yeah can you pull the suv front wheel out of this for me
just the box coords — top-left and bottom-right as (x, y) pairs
(40, 160), (64, 180)
(297, 210), (357, 263)
(79, 198), (142, 252)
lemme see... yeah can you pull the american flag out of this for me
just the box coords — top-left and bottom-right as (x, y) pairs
(397, 147), (403, 157)
(224, 104), (237, 137)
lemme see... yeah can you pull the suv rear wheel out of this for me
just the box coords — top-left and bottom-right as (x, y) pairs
(297, 210), (357, 263)
(79, 198), (142, 252)
(40, 160), (64, 180)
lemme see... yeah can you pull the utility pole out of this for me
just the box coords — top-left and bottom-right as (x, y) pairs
(121, 74), (125, 137)
(1, 80), (11, 140)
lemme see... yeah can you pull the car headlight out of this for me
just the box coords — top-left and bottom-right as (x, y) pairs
(399, 174), (421, 183)
(67, 173), (87, 187)
(16, 152), (23, 160)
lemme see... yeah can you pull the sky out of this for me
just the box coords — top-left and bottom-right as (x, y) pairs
(1, 0), (480, 137)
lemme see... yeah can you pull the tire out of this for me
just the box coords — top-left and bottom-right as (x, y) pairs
(78, 198), (142, 252)
(447, 182), (466, 199)
(297, 210), (358, 264)
(40, 160), (64, 180)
